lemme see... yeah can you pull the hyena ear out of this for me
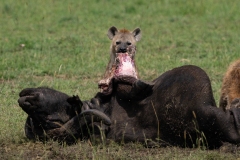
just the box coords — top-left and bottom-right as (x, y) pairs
(107, 26), (118, 40)
(132, 28), (141, 42)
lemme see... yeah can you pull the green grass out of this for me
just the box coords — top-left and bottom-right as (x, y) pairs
(1, 0), (240, 159)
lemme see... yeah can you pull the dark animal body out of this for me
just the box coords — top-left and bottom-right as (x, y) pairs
(18, 65), (240, 149)
(101, 65), (240, 148)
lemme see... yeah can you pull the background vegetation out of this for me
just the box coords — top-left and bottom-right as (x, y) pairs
(1, 0), (240, 159)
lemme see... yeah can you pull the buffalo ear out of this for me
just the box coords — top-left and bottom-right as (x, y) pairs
(67, 95), (83, 114)
(107, 26), (118, 40)
(132, 28), (141, 42)
(130, 80), (154, 99)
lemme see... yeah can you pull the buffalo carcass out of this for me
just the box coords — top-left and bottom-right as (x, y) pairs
(18, 55), (240, 148)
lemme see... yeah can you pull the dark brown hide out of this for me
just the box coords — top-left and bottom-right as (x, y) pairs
(101, 65), (240, 148)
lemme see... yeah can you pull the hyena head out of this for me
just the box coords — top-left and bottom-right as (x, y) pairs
(107, 26), (141, 59)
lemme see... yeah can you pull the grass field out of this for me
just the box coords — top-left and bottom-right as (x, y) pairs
(1, 0), (240, 159)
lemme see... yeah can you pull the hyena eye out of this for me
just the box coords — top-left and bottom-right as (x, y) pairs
(127, 42), (132, 45)
(116, 41), (121, 45)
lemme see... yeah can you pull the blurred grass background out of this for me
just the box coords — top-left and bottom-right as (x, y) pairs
(1, 0), (240, 159)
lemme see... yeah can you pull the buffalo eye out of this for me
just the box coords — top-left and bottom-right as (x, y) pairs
(116, 41), (121, 45)
(127, 42), (132, 45)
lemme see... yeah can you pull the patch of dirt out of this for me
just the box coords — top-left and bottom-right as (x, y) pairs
(1, 140), (240, 160)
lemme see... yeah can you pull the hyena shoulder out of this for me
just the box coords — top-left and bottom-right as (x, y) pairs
(220, 59), (240, 110)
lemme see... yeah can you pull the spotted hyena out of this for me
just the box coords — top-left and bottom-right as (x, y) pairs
(219, 59), (240, 110)
(98, 26), (142, 94)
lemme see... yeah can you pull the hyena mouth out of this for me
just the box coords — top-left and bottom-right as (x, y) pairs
(98, 52), (137, 95)
(98, 46), (138, 94)
(114, 53), (138, 84)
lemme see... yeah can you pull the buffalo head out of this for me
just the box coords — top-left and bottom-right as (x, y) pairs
(18, 87), (111, 143)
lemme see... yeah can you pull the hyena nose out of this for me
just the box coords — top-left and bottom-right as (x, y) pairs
(119, 48), (127, 53)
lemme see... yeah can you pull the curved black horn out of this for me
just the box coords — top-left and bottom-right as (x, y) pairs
(79, 109), (111, 125)
(60, 109), (111, 133)
(46, 109), (111, 141)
